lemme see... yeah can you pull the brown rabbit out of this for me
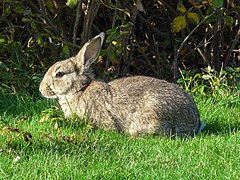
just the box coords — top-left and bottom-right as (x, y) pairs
(39, 32), (205, 137)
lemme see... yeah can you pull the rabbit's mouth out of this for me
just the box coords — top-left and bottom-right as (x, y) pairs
(39, 84), (58, 99)
(40, 91), (58, 99)
(41, 93), (58, 99)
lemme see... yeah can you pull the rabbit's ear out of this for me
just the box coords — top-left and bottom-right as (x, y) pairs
(76, 32), (105, 71)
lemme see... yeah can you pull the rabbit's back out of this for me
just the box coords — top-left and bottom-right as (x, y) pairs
(83, 76), (200, 136)
(40, 32), (202, 137)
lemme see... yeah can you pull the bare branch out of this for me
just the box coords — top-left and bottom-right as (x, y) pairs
(73, 0), (83, 46)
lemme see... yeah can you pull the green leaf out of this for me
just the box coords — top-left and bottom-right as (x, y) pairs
(62, 45), (70, 57)
(236, 73), (240, 78)
(0, 36), (5, 44)
(177, 78), (184, 84)
(66, 0), (78, 8)
(223, 16), (234, 27)
(171, 16), (187, 33)
(199, 85), (206, 94)
(37, 36), (43, 45)
(0, 61), (7, 68)
(225, 67), (236, 73)
(120, 31), (130, 35)
(120, 22), (133, 29)
(235, 67), (240, 72)
(3, 4), (11, 16)
(14, 5), (25, 14)
(213, 0), (223, 8)
(22, 18), (32, 22)
(106, 27), (121, 43)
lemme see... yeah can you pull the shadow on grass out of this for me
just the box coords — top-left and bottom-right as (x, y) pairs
(1, 118), (239, 160)
(201, 119), (239, 136)
(0, 123), (128, 158)
(1, 91), (239, 156)
(0, 92), (56, 117)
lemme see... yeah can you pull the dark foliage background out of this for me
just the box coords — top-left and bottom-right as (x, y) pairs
(0, 0), (239, 95)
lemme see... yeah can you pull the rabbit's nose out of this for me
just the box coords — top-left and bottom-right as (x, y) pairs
(39, 81), (43, 93)
(39, 81), (47, 95)
(39, 87), (43, 93)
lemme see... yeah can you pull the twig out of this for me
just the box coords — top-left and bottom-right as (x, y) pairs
(132, 33), (158, 75)
(104, 7), (117, 80)
(81, 0), (100, 44)
(138, 54), (158, 75)
(165, 6), (176, 79)
(73, 0), (83, 46)
(178, 38), (212, 66)
(0, 167), (7, 177)
(121, 0), (139, 76)
(224, 24), (240, 66)
(172, 45), (178, 83)
(153, 34), (162, 78)
(212, 10), (222, 70)
(137, 14), (167, 39)
(38, 0), (47, 15)
(155, 0), (178, 16)
(177, 8), (224, 59)
(26, 0), (67, 42)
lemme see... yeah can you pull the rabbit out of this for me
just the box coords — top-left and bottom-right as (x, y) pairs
(39, 32), (205, 137)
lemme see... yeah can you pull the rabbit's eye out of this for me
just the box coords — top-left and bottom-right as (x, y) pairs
(55, 71), (65, 78)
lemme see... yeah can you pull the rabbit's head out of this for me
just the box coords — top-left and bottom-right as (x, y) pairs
(39, 32), (105, 99)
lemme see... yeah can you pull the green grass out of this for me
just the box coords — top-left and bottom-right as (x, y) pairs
(0, 91), (239, 179)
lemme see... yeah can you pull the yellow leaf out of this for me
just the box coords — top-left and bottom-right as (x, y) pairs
(202, 0), (213, 6)
(54, 122), (59, 130)
(13, 156), (21, 163)
(1, 126), (9, 135)
(112, 41), (117, 45)
(187, 12), (199, 24)
(135, 0), (146, 14)
(193, 4), (207, 9)
(177, 3), (187, 14)
(188, 0), (202, 5)
(39, 115), (46, 124)
(172, 16), (187, 33)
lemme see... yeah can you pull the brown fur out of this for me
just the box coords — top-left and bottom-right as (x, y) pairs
(39, 32), (203, 137)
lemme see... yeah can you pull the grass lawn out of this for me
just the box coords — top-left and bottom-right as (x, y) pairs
(0, 91), (239, 179)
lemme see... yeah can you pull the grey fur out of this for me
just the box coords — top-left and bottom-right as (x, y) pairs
(39, 32), (204, 137)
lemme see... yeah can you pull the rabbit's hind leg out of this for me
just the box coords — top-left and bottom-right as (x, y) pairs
(126, 110), (160, 136)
